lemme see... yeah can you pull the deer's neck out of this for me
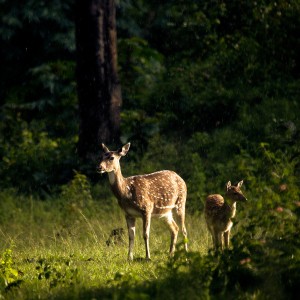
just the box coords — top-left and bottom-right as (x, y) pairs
(224, 198), (237, 218)
(108, 166), (128, 200)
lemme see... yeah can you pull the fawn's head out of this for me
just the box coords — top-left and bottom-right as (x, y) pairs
(225, 180), (247, 202)
(98, 143), (130, 173)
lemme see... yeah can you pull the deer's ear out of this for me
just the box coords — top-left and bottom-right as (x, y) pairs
(102, 143), (110, 153)
(119, 143), (131, 156)
(226, 181), (231, 191)
(237, 180), (244, 188)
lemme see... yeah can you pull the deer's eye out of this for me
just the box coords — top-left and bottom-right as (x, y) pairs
(109, 157), (114, 161)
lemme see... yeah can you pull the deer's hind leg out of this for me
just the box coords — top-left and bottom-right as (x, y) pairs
(213, 228), (223, 250)
(142, 213), (152, 260)
(163, 211), (179, 256)
(176, 196), (188, 251)
(206, 224), (215, 249)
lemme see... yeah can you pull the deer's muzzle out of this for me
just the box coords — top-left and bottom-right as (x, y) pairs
(97, 165), (105, 173)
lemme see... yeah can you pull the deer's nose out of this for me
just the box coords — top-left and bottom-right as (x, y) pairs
(97, 165), (103, 173)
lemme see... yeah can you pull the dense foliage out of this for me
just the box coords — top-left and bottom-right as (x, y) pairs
(0, 0), (299, 299)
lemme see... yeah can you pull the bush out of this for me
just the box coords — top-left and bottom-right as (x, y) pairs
(0, 113), (77, 194)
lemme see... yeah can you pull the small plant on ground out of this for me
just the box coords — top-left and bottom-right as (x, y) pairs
(0, 248), (23, 293)
(36, 257), (79, 289)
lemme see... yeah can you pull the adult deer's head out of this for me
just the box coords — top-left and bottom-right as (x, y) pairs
(98, 143), (130, 173)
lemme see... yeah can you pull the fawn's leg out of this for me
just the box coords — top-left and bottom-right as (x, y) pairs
(207, 225), (215, 249)
(142, 213), (151, 260)
(214, 228), (223, 250)
(224, 230), (230, 249)
(126, 215), (136, 261)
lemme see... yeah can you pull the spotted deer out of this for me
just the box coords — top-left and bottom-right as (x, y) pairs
(205, 180), (247, 250)
(98, 143), (188, 260)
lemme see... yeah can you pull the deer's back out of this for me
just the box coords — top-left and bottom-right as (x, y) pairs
(205, 194), (233, 230)
(124, 170), (186, 214)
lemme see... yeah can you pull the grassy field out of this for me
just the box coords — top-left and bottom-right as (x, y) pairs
(0, 189), (210, 299)
(1, 174), (299, 299)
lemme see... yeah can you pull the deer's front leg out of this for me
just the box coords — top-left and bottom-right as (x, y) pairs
(142, 213), (151, 260)
(126, 215), (136, 261)
(224, 230), (230, 249)
(224, 221), (233, 249)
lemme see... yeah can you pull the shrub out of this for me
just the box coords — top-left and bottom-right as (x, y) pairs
(0, 114), (77, 194)
(0, 249), (23, 293)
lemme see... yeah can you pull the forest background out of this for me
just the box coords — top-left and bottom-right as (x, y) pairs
(0, 0), (299, 299)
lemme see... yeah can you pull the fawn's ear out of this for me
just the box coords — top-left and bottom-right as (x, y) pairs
(226, 181), (232, 191)
(102, 143), (110, 153)
(237, 180), (244, 188)
(119, 143), (131, 156)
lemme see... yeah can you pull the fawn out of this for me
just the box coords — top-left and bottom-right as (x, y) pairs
(98, 143), (188, 260)
(205, 180), (247, 250)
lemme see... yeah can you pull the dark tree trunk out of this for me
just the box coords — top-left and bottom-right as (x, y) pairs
(75, 0), (121, 162)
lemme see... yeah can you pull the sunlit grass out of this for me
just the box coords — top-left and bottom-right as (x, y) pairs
(1, 186), (299, 299)
(0, 193), (210, 299)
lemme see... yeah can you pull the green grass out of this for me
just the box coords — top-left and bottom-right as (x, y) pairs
(1, 184), (300, 300)
(0, 192), (209, 299)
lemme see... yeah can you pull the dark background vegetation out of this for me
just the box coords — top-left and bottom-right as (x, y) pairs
(0, 0), (299, 299)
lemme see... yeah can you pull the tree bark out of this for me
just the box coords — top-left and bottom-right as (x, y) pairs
(75, 0), (121, 161)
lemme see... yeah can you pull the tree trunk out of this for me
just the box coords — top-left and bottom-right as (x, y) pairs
(75, 0), (121, 162)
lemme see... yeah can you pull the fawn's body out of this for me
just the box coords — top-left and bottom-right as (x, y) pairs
(98, 143), (188, 260)
(205, 181), (247, 250)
